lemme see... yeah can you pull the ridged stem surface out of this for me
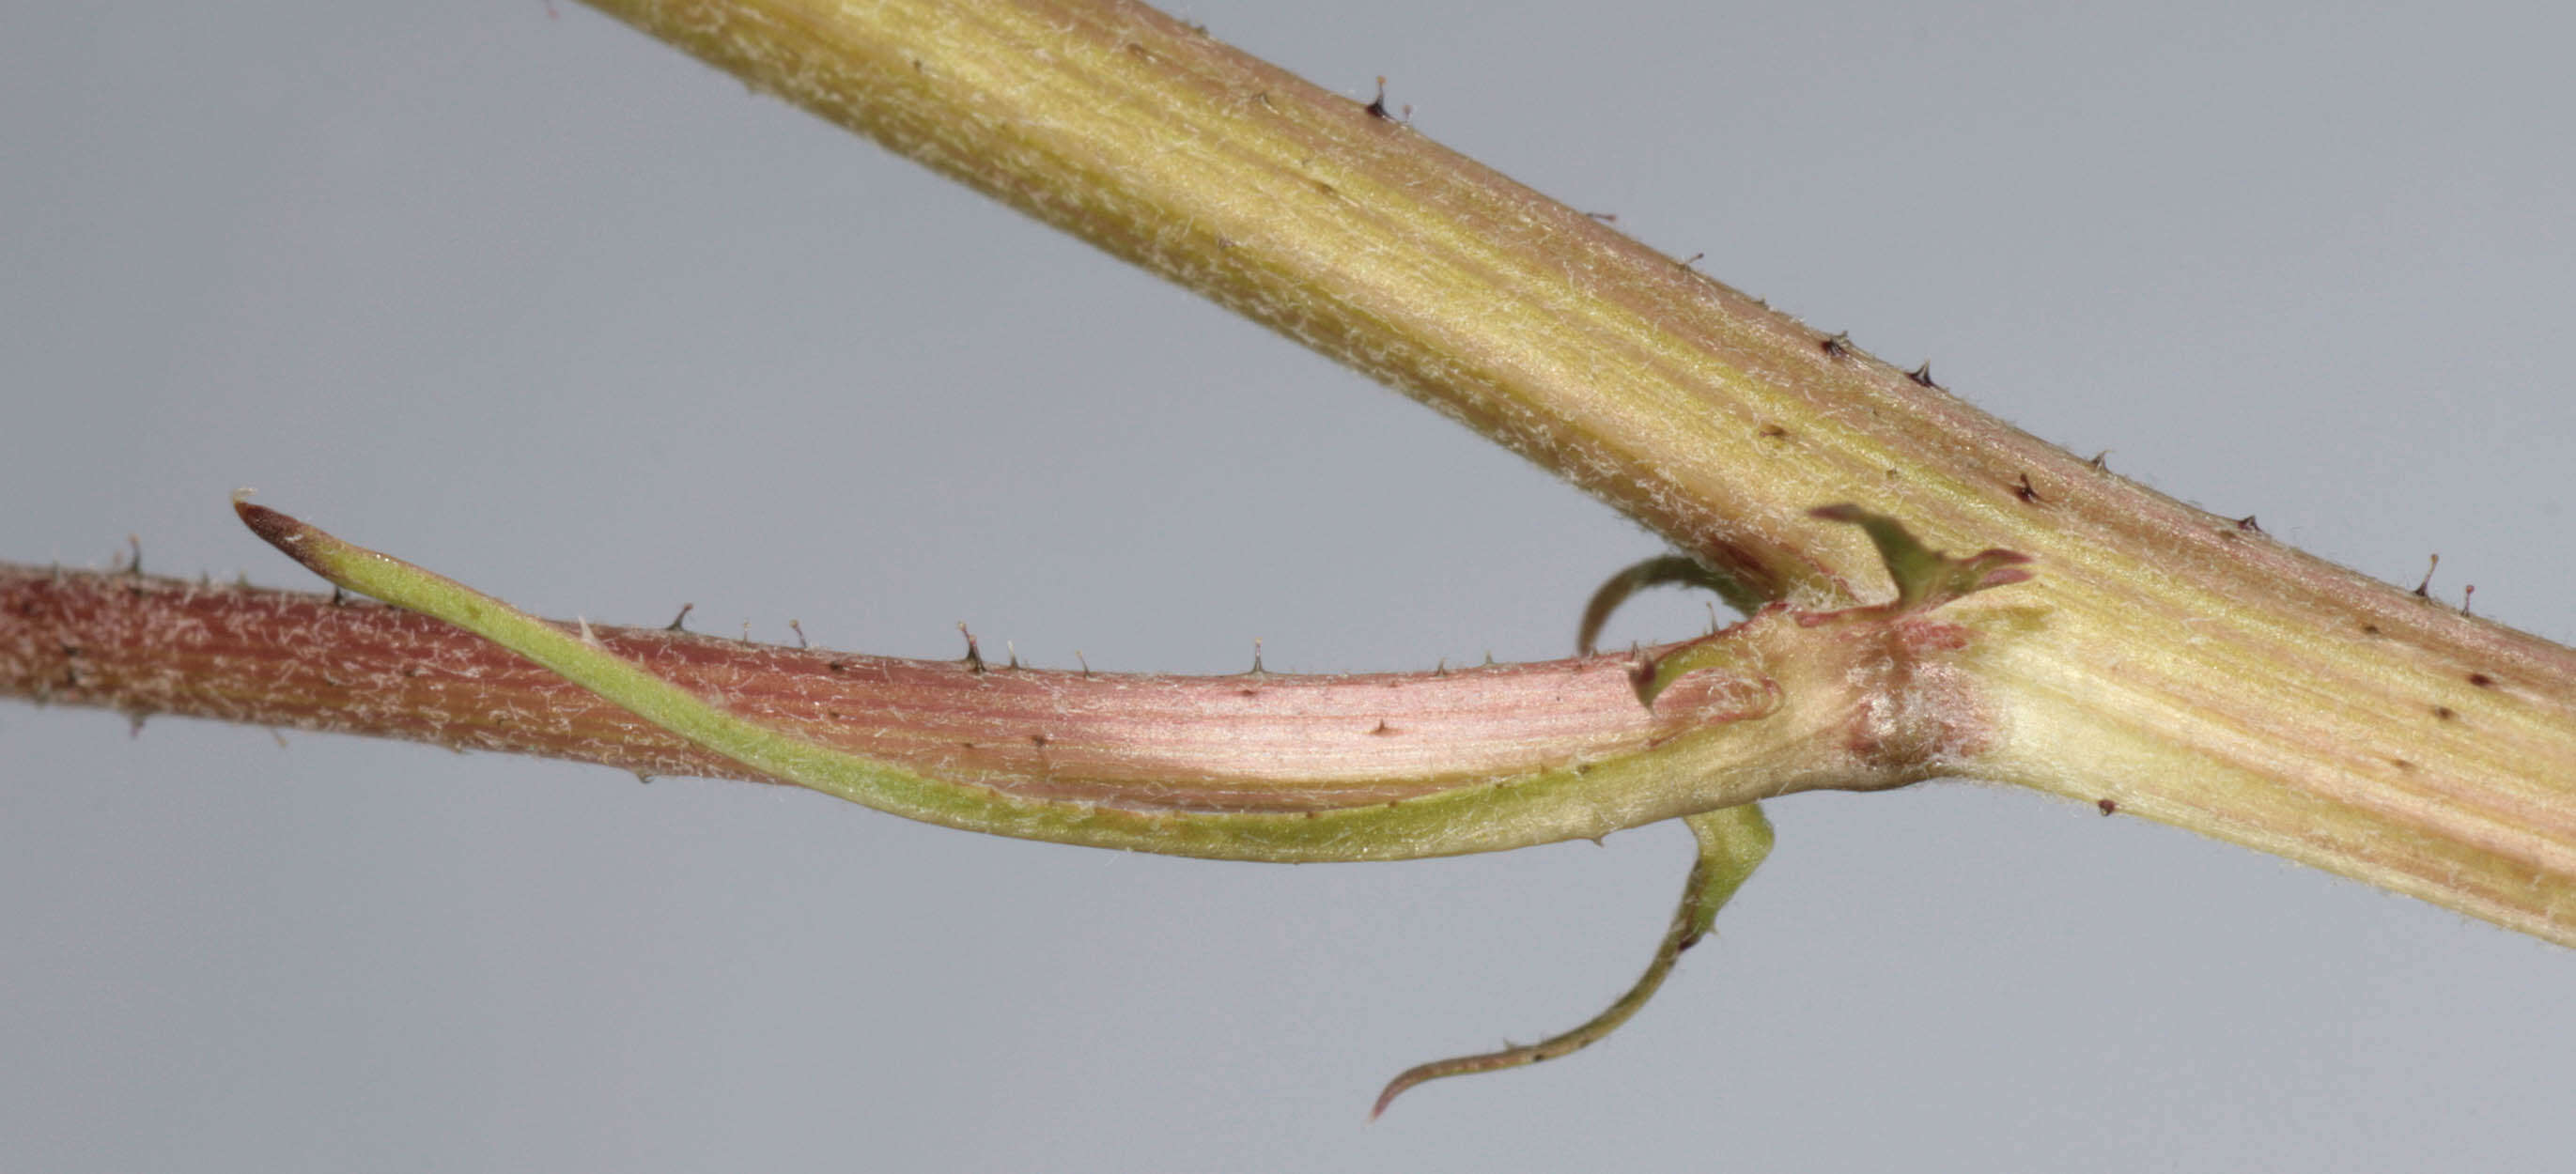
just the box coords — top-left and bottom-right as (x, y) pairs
(565, 0), (2576, 941)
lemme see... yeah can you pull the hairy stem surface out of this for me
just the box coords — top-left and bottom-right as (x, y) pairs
(567, 0), (2576, 942)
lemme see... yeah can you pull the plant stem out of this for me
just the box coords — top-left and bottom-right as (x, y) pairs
(0, 561), (1673, 813)
(1, 0), (2568, 945)
(0, 548), (1818, 859)
(566, 0), (2576, 942)
(4, 493), (2038, 864)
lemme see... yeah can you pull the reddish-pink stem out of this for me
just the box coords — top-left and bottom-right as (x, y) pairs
(1, 564), (1705, 813)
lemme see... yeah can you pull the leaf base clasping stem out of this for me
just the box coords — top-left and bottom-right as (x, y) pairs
(201, 496), (2036, 1102)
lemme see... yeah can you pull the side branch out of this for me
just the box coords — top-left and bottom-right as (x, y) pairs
(4, 498), (2036, 862)
(0, 559), (1692, 811)
(580, 0), (2576, 944)
(3, 506), (1905, 863)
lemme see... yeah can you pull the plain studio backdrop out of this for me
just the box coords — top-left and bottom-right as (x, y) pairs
(5, 3), (2568, 1170)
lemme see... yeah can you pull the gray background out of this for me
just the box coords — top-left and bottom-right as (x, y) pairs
(5, 2), (2570, 1169)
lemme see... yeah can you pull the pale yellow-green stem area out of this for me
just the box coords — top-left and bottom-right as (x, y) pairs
(579, 0), (2576, 944)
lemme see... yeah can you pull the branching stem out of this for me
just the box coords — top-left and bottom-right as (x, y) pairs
(202, 500), (2022, 859)
(558, 0), (2576, 945)
(1, 3), (2569, 1117)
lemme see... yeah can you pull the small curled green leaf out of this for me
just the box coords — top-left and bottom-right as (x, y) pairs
(1631, 633), (1775, 714)
(1372, 803), (1775, 1119)
(1576, 554), (1768, 656)
(1809, 504), (2032, 610)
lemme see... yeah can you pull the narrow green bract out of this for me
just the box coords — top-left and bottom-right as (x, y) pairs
(233, 500), (1789, 863)
(1371, 803), (1774, 1118)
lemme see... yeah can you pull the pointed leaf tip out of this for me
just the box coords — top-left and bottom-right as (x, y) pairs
(1809, 504), (2033, 610)
(1629, 633), (1780, 718)
(231, 499), (353, 585)
(234, 499), (307, 550)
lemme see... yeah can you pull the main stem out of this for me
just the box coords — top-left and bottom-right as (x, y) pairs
(578, 0), (2576, 941)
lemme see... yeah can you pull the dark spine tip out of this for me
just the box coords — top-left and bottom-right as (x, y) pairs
(1628, 658), (1660, 710)
(231, 499), (334, 576)
(232, 500), (301, 546)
